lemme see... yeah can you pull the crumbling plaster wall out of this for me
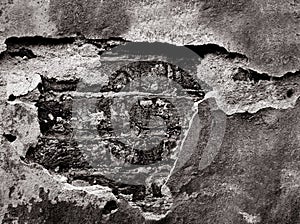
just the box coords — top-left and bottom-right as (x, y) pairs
(0, 0), (299, 223)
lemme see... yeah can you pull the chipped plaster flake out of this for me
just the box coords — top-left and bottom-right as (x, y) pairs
(0, 101), (40, 156)
(0, 39), (6, 52)
(6, 71), (41, 97)
(62, 183), (115, 198)
(142, 211), (168, 221)
(6, 100), (39, 110)
(197, 55), (300, 115)
(239, 211), (261, 224)
(214, 92), (300, 115)
(15, 166), (116, 208)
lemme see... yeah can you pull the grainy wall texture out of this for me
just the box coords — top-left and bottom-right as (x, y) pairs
(0, 0), (299, 223)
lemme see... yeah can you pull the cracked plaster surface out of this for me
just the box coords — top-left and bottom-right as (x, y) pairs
(0, 0), (299, 223)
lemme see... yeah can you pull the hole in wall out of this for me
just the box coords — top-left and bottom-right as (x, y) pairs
(3, 133), (17, 142)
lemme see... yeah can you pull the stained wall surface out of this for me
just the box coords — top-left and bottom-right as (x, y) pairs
(0, 1), (299, 223)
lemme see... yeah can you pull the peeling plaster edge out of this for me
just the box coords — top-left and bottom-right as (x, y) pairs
(1, 35), (299, 77)
(215, 92), (300, 116)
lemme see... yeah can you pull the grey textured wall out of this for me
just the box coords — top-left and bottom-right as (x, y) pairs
(0, 0), (299, 223)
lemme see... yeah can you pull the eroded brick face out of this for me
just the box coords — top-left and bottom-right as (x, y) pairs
(23, 59), (205, 217)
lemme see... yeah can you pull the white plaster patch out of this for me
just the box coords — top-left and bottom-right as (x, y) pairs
(6, 71), (41, 97)
(239, 211), (261, 224)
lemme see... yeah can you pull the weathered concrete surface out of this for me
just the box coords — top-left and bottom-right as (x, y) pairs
(0, 37), (300, 223)
(0, 1), (299, 224)
(0, 0), (299, 75)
